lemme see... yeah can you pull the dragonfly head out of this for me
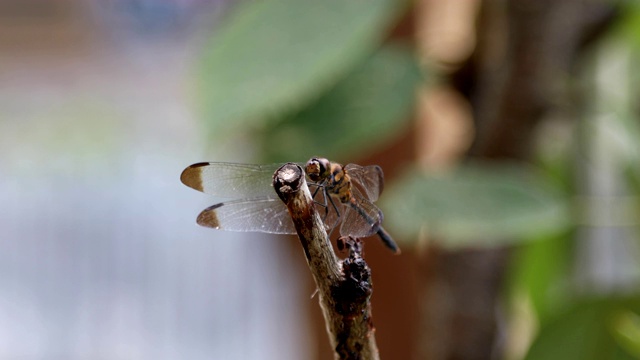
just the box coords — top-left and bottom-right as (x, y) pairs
(305, 157), (331, 182)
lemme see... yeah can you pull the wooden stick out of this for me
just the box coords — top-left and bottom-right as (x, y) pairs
(273, 163), (380, 360)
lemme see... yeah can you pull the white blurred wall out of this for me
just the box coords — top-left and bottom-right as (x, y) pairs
(0, 1), (311, 359)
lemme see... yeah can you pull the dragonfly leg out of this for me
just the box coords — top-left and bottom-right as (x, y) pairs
(309, 183), (326, 208)
(326, 191), (341, 220)
(309, 182), (322, 200)
(309, 182), (333, 224)
(323, 191), (343, 232)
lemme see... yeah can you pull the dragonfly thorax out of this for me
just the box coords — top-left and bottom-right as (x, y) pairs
(326, 163), (352, 203)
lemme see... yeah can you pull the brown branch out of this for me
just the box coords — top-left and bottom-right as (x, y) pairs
(273, 163), (380, 360)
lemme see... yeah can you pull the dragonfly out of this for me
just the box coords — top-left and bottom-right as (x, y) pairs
(180, 157), (400, 253)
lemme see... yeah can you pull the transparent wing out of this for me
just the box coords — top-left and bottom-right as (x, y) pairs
(181, 162), (282, 199)
(339, 187), (383, 238)
(344, 163), (384, 202)
(196, 197), (296, 235)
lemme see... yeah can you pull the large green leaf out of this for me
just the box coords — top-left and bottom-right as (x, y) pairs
(198, 0), (405, 135)
(525, 297), (640, 360)
(261, 45), (422, 162)
(380, 163), (570, 248)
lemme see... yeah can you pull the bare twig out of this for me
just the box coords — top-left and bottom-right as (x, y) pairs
(273, 163), (380, 360)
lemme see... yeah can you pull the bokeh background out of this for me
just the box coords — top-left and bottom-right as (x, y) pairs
(1, 0), (640, 359)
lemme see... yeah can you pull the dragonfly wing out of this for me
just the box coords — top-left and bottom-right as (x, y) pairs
(344, 163), (384, 202)
(181, 162), (282, 199)
(197, 197), (296, 235)
(339, 190), (383, 239)
(323, 206), (340, 233)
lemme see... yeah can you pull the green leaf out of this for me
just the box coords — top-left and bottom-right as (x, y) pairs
(261, 45), (422, 162)
(380, 163), (570, 248)
(198, 0), (405, 135)
(616, 2), (640, 49)
(525, 297), (640, 360)
(610, 310), (640, 358)
(509, 232), (574, 326)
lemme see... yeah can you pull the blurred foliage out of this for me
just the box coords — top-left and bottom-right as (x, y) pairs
(617, 0), (640, 48)
(524, 297), (640, 360)
(198, 0), (408, 143)
(611, 310), (640, 358)
(381, 163), (570, 248)
(513, 5), (640, 359)
(262, 45), (421, 161)
(509, 232), (574, 326)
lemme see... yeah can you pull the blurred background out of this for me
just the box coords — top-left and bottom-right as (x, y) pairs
(1, 0), (640, 359)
